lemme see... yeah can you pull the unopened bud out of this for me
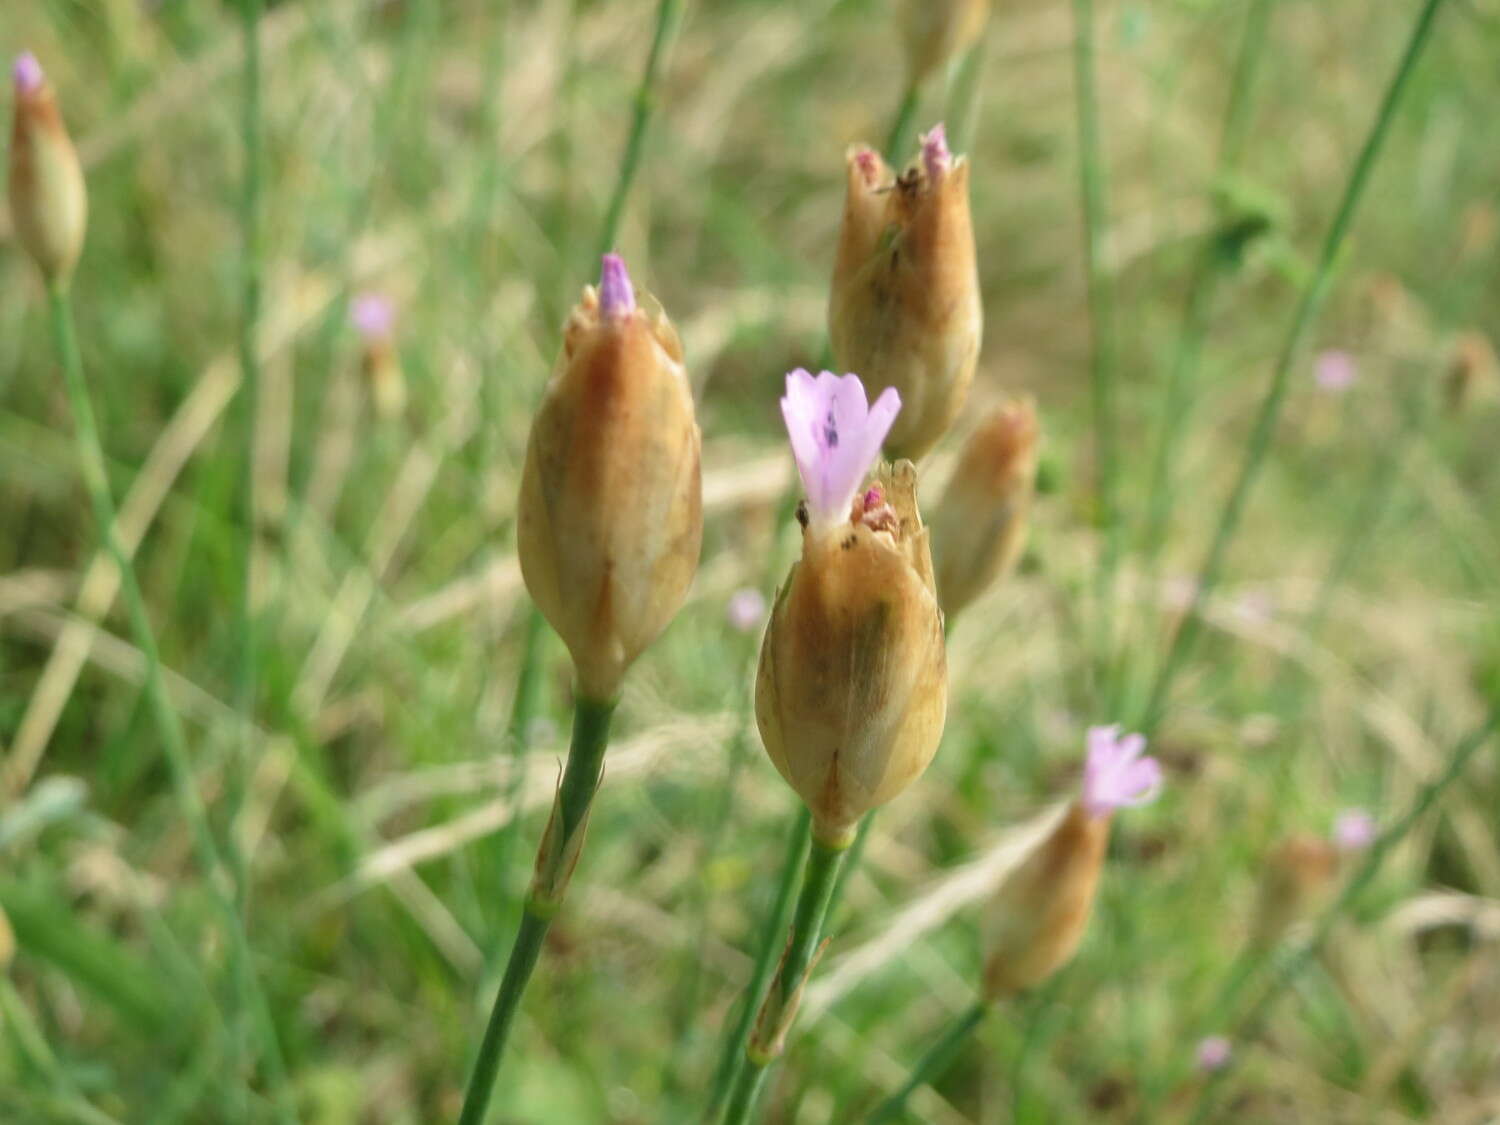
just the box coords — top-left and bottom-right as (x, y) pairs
(1446, 330), (1496, 414)
(757, 370), (946, 845)
(898, 0), (990, 87)
(518, 255), (703, 701)
(829, 125), (982, 461)
(1249, 834), (1337, 949)
(930, 398), (1040, 617)
(351, 294), (407, 420)
(8, 53), (87, 285)
(0, 904), (12, 973)
(983, 726), (1159, 998)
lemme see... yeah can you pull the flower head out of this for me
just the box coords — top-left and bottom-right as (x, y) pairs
(598, 252), (636, 319)
(351, 293), (395, 341)
(13, 52), (43, 96)
(726, 587), (767, 633)
(1081, 725), (1161, 819)
(1332, 808), (1376, 852)
(1196, 1035), (1232, 1073)
(1314, 349), (1357, 392)
(781, 369), (901, 535)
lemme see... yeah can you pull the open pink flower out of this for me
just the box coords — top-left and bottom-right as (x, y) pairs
(1196, 1035), (1232, 1073)
(1314, 349), (1357, 392)
(921, 122), (952, 184)
(351, 293), (395, 342)
(1333, 808), (1376, 852)
(1081, 724), (1161, 819)
(13, 52), (43, 95)
(726, 587), (767, 633)
(599, 253), (636, 319)
(781, 369), (901, 534)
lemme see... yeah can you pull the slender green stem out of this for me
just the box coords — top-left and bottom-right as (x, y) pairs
(1069, 0), (1121, 687)
(944, 38), (988, 154)
(494, 606), (548, 914)
(45, 286), (293, 1121)
(867, 1000), (988, 1124)
(596, 0), (685, 258)
(457, 696), (616, 1125)
(705, 807), (812, 1121)
(1140, 0), (1448, 731)
(720, 832), (852, 1125)
(825, 811), (872, 926)
(885, 84), (921, 163)
(1185, 702), (1498, 1124)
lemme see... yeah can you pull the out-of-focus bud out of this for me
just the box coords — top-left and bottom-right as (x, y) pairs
(929, 398), (1040, 618)
(829, 124), (982, 462)
(1248, 834), (1337, 950)
(1331, 808), (1376, 854)
(351, 293), (407, 420)
(0, 903), (13, 973)
(1446, 330), (1497, 414)
(982, 726), (1160, 999)
(518, 254), (703, 701)
(8, 53), (87, 285)
(898, 0), (990, 87)
(1195, 1035), (1232, 1074)
(726, 587), (767, 634)
(756, 370), (946, 846)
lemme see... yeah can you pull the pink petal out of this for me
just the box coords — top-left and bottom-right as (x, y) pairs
(13, 52), (43, 95)
(599, 253), (636, 319)
(780, 370), (900, 532)
(921, 122), (952, 183)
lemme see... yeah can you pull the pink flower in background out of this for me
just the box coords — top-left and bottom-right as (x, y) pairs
(726, 587), (767, 633)
(1333, 808), (1376, 852)
(780, 369), (901, 533)
(598, 253), (636, 319)
(351, 293), (395, 342)
(1081, 725), (1162, 819)
(1196, 1035), (1232, 1073)
(1233, 587), (1275, 625)
(1314, 349), (1358, 392)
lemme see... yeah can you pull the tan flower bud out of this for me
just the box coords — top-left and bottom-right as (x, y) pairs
(517, 256), (703, 701)
(756, 459), (947, 846)
(898, 0), (990, 87)
(1446, 330), (1496, 414)
(930, 398), (1040, 618)
(8, 54), (87, 285)
(0, 903), (13, 974)
(829, 126), (982, 462)
(1249, 834), (1337, 950)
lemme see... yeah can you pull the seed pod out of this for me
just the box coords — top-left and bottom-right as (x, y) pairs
(517, 255), (703, 701)
(930, 398), (1040, 618)
(756, 370), (947, 846)
(983, 726), (1160, 999)
(898, 0), (990, 87)
(829, 125), (981, 461)
(8, 53), (87, 285)
(1248, 834), (1337, 950)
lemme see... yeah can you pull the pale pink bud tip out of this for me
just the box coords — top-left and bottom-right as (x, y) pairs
(1333, 809), (1376, 852)
(1196, 1035), (1232, 1073)
(599, 253), (636, 319)
(726, 587), (768, 633)
(351, 294), (395, 341)
(1081, 724), (1162, 819)
(13, 52), (43, 95)
(1314, 349), (1357, 392)
(921, 122), (952, 183)
(781, 369), (901, 533)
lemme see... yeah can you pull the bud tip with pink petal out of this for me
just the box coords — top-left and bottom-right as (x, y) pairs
(13, 52), (43, 96)
(351, 293), (395, 341)
(599, 253), (636, 319)
(921, 122), (952, 183)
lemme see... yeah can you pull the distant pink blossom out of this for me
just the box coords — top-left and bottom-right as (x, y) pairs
(13, 52), (43, 95)
(1314, 349), (1358, 392)
(351, 294), (395, 342)
(1081, 725), (1162, 819)
(599, 253), (636, 319)
(1233, 587), (1275, 625)
(1333, 809), (1376, 852)
(1196, 1035), (1232, 1073)
(781, 369), (901, 534)
(726, 588), (767, 633)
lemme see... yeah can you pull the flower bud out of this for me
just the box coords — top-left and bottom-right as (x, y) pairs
(1446, 330), (1496, 414)
(929, 398), (1040, 618)
(351, 293), (407, 420)
(983, 726), (1160, 999)
(829, 125), (982, 461)
(0, 903), (13, 974)
(8, 53), (87, 285)
(517, 255), (703, 700)
(898, 0), (990, 87)
(1248, 834), (1337, 950)
(756, 370), (946, 845)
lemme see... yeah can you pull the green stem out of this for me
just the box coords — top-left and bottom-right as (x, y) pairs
(720, 832), (852, 1125)
(596, 0), (685, 258)
(1185, 702), (1498, 1124)
(944, 37), (988, 154)
(456, 696), (616, 1125)
(705, 807), (812, 1121)
(1140, 0), (1448, 731)
(885, 84), (920, 163)
(45, 285), (293, 1121)
(1069, 0), (1121, 689)
(866, 1000), (988, 1124)
(494, 606), (548, 914)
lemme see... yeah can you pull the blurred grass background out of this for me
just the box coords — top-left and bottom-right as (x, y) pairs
(2, 0), (1500, 1122)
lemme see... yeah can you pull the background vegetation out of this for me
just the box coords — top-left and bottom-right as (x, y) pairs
(2, 0), (1498, 1121)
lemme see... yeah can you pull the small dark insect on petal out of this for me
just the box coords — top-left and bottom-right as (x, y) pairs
(823, 408), (839, 449)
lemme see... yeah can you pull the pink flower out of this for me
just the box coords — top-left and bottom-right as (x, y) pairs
(1333, 808), (1376, 852)
(599, 253), (636, 319)
(1081, 725), (1161, 819)
(1196, 1035), (1232, 1073)
(921, 122), (952, 184)
(780, 369), (901, 534)
(726, 587), (767, 633)
(1314, 349), (1357, 392)
(13, 53), (43, 95)
(351, 293), (395, 341)
(1233, 587), (1275, 625)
